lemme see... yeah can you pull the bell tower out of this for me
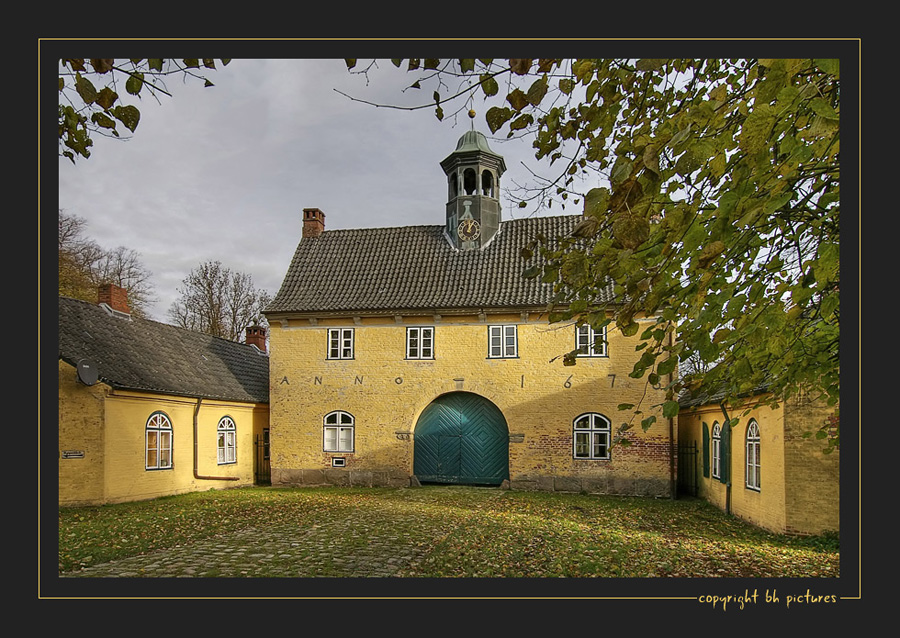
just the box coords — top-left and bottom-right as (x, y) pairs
(440, 116), (506, 250)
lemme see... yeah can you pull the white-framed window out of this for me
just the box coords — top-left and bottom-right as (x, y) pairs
(217, 416), (236, 464)
(407, 326), (434, 359)
(576, 324), (608, 357)
(327, 328), (354, 360)
(746, 419), (761, 491)
(488, 324), (518, 358)
(573, 413), (611, 460)
(324, 411), (354, 453)
(146, 411), (173, 470)
(711, 422), (722, 479)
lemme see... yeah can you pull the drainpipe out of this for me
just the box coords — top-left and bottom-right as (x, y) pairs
(719, 402), (732, 515)
(667, 329), (676, 500)
(193, 397), (239, 481)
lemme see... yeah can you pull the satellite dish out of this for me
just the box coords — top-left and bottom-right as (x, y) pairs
(76, 358), (99, 386)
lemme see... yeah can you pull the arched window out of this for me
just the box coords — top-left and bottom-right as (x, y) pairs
(146, 411), (173, 470)
(711, 422), (722, 479)
(573, 413), (611, 460)
(463, 168), (477, 195)
(481, 170), (494, 197)
(324, 411), (354, 453)
(217, 416), (236, 465)
(746, 419), (760, 490)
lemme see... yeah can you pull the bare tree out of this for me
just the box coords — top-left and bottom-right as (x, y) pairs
(58, 210), (156, 317)
(168, 260), (270, 343)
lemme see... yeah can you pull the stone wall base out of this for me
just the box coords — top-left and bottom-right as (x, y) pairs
(273, 468), (670, 497)
(272, 467), (410, 489)
(509, 475), (670, 498)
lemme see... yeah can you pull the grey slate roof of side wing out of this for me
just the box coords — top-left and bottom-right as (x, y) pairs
(678, 382), (772, 409)
(266, 215), (614, 314)
(58, 296), (269, 403)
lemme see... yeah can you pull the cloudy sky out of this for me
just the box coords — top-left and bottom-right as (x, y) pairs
(57, 57), (570, 323)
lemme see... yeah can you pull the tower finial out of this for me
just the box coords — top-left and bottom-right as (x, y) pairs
(468, 108), (476, 130)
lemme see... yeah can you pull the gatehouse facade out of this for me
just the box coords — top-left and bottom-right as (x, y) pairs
(264, 130), (675, 496)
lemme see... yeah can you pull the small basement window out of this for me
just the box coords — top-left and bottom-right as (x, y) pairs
(332, 457), (346, 467)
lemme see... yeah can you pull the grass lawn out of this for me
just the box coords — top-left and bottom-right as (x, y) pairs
(57, 485), (839, 578)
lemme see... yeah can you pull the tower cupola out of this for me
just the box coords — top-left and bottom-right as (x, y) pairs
(440, 122), (506, 250)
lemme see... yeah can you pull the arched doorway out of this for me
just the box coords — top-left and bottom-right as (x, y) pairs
(413, 392), (509, 486)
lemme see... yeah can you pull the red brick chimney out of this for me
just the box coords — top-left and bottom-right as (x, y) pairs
(98, 283), (130, 314)
(245, 325), (267, 353)
(302, 208), (326, 238)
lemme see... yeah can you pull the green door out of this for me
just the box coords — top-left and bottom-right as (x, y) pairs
(414, 392), (509, 485)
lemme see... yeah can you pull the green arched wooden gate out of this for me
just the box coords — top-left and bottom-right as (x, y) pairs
(413, 392), (509, 486)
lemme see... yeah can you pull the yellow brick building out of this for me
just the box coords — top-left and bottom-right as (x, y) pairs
(264, 131), (675, 496)
(58, 285), (270, 506)
(677, 389), (839, 535)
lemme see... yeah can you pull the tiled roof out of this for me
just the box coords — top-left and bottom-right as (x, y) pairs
(266, 215), (615, 315)
(678, 382), (772, 408)
(58, 296), (269, 403)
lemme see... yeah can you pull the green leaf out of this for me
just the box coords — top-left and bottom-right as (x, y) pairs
(459, 59), (475, 73)
(572, 59), (594, 83)
(507, 88), (528, 112)
(125, 72), (144, 96)
(89, 59), (114, 73)
(480, 74), (499, 97)
(526, 76), (548, 106)
(74, 73), (98, 104)
(636, 59), (666, 72)
(662, 401), (680, 418)
(809, 98), (839, 120)
(509, 59), (532, 75)
(583, 187), (610, 218)
(814, 58), (840, 77)
(509, 114), (533, 131)
(656, 357), (676, 377)
(344, 59), (357, 69)
(485, 106), (513, 133)
(110, 105), (140, 132)
(739, 105), (777, 154)
(90, 112), (116, 130)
